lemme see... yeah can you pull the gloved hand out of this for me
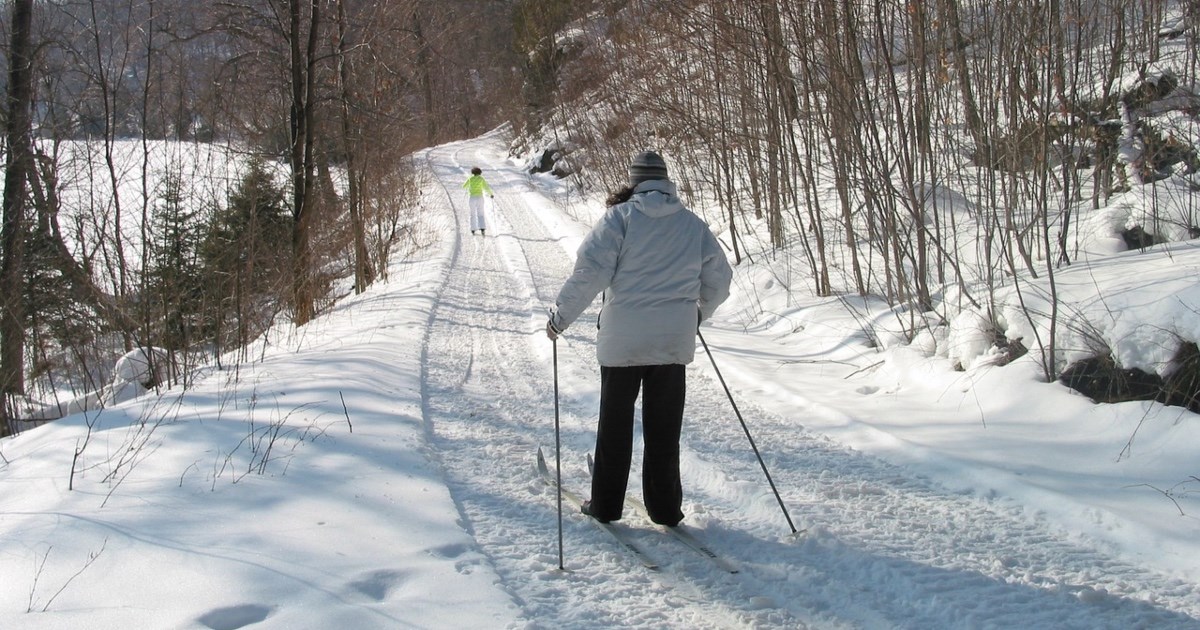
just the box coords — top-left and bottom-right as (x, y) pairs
(546, 318), (562, 341)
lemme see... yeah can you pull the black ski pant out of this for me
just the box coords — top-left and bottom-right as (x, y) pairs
(589, 363), (686, 526)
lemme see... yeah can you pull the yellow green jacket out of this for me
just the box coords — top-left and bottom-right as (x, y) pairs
(462, 174), (494, 197)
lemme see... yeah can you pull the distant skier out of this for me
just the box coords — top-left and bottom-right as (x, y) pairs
(462, 167), (495, 235)
(545, 150), (732, 527)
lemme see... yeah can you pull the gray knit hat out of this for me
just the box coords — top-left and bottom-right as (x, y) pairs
(629, 151), (668, 186)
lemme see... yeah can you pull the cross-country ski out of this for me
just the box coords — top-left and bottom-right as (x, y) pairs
(587, 452), (742, 574)
(536, 447), (660, 571)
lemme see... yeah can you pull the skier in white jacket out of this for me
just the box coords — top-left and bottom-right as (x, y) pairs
(546, 150), (732, 526)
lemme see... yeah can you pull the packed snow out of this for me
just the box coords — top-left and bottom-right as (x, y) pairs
(1, 131), (1198, 629)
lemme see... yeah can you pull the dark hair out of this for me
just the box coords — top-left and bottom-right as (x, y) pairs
(606, 185), (635, 207)
(471, 167), (482, 175)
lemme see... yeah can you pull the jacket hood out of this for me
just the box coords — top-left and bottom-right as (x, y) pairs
(629, 179), (682, 218)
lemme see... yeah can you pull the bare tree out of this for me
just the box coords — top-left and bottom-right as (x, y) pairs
(335, 0), (372, 294)
(2, 0), (36, 434)
(286, 0), (322, 326)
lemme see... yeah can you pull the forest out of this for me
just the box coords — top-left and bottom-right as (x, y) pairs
(3, 0), (1199, 436)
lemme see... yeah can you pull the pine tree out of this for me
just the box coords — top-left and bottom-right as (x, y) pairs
(144, 172), (202, 351)
(198, 157), (292, 350)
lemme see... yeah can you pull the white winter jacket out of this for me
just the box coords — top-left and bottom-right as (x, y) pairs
(550, 179), (732, 367)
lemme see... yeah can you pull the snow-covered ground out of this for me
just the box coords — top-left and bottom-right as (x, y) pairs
(1, 131), (1198, 629)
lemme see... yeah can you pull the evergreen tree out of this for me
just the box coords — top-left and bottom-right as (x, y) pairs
(144, 172), (203, 351)
(198, 157), (292, 349)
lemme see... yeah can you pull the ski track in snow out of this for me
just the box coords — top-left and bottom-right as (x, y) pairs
(417, 137), (1200, 629)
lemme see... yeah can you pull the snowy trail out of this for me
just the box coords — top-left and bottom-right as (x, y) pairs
(418, 135), (1200, 629)
(420, 140), (787, 628)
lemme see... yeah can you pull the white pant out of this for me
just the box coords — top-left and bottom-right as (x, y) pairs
(468, 196), (487, 231)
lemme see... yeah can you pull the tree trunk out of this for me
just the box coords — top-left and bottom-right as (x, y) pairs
(28, 152), (140, 335)
(289, 0), (321, 325)
(1, 0), (35, 433)
(941, 0), (988, 161)
(87, 0), (133, 350)
(336, 0), (373, 294)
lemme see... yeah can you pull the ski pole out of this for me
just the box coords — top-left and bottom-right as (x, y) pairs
(697, 329), (798, 534)
(552, 338), (565, 569)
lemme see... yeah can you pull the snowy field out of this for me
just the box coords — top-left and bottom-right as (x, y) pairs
(1, 131), (1198, 629)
